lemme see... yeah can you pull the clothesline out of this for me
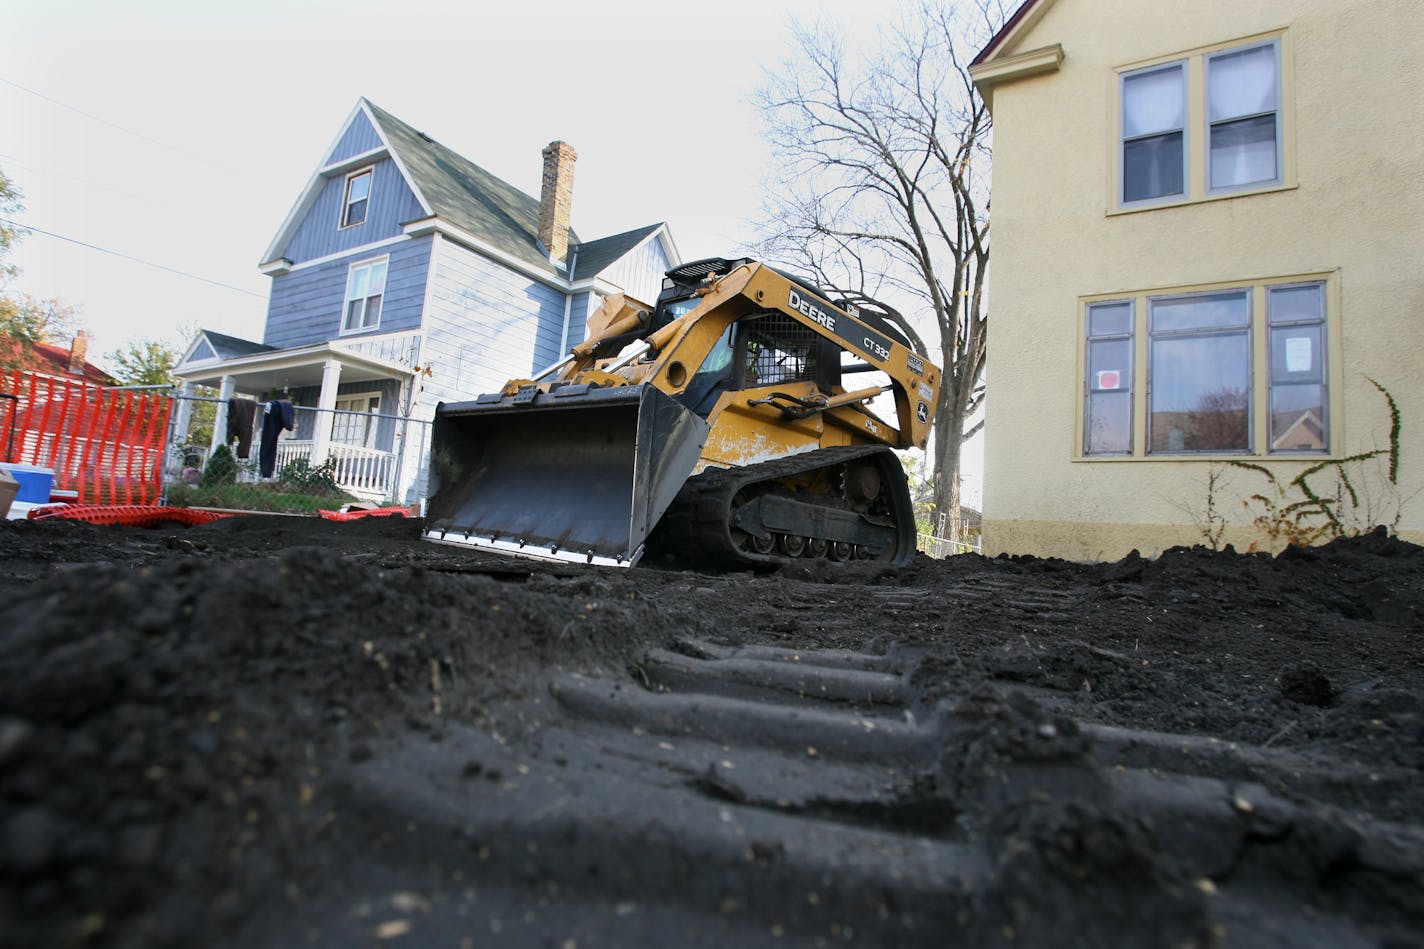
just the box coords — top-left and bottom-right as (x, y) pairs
(224, 398), (296, 478)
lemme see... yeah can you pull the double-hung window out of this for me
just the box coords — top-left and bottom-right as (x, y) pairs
(1082, 277), (1330, 458)
(1121, 63), (1186, 204)
(1207, 43), (1281, 192)
(341, 169), (372, 228)
(342, 257), (387, 333)
(1116, 36), (1285, 209)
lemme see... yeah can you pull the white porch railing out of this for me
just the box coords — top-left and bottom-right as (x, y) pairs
(273, 439), (396, 500)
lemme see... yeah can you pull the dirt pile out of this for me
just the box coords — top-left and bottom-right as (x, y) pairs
(0, 516), (1420, 946)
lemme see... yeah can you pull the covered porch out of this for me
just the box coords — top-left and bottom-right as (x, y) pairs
(174, 339), (418, 503)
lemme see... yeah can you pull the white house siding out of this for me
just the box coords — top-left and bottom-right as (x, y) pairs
(325, 109), (383, 166)
(280, 158), (423, 264)
(264, 238), (432, 350)
(422, 240), (568, 404)
(337, 331), (422, 369)
(597, 238), (671, 305)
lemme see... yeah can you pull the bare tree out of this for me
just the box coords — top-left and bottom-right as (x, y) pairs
(755, 1), (1004, 541)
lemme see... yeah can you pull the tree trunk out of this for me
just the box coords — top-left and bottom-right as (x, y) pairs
(932, 376), (968, 543)
(752, 7), (1001, 552)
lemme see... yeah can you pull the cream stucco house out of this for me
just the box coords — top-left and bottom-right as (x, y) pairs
(970, 0), (1424, 558)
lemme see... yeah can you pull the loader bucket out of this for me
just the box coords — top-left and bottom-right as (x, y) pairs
(422, 383), (709, 566)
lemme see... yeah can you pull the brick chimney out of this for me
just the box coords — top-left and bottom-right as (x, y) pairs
(68, 331), (89, 374)
(537, 141), (577, 265)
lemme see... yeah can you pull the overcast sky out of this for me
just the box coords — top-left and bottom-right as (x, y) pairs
(1, 0), (897, 354)
(1, 0), (984, 506)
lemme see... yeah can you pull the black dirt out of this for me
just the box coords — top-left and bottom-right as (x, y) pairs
(1, 515), (1421, 947)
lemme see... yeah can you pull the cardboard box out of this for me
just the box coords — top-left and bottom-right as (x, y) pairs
(0, 468), (17, 519)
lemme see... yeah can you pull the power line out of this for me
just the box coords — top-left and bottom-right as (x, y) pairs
(0, 76), (245, 174)
(1, 219), (265, 299)
(0, 150), (148, 201)
(0, 76), (173, 151)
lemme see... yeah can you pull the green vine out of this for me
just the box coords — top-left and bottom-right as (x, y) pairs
(1230, 379), (1402, 548)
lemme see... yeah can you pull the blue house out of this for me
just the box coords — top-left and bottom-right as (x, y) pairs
(175, 98), (680, 502)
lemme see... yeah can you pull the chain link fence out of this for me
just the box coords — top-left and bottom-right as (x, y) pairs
(161, 394), (431, 515)
(5, 382), (984, 546)
(917, 532), (982, 558)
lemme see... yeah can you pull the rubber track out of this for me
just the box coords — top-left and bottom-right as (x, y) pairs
(651, 444), (908, 568)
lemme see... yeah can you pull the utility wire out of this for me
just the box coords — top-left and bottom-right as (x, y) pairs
(0, 150), (148, 201)
(0, 76), (173, 151)
(1, 218), (265, 299)
(0, 76), (244, 174)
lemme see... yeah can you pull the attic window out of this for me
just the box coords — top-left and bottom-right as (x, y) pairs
(341, 168), (372, 228)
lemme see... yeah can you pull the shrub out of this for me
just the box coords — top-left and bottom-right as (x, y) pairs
(278, 457), (341, 494)
(200, 444), (237, 488)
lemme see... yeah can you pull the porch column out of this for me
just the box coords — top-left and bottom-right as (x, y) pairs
(166, 380), (196, 478)
(311, 358), (342, 465)
(209, 375), (235, 457)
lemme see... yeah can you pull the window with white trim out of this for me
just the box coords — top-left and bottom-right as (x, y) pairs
(341, 169), (372, 228)
(1081, 277), (1330, 458)
(332, 394), (381, 448)
(1116, 36), (1284, 209)
(342, 257), (387, 333)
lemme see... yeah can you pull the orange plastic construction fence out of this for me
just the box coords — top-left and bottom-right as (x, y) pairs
(27, 504), (238, 528)
(316, 506), (411, 521)
(1, 370), (173, 505)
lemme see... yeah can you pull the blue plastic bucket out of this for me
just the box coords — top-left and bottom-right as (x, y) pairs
(0, 464), (56, 503)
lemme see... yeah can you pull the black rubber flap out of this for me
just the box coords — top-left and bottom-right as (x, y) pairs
(425, 385), (708, 563)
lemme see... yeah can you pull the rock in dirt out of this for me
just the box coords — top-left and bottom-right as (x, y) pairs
(1280, 660), (1335, 706)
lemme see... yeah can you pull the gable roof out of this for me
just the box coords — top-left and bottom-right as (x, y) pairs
(0, 335), (118, 386)
(972, 0), (1057, 66)
(968, 0), (1065, 109)
(201, 330), (275, 360)
(175, 328), (274, 374)
(262, 99), (576, 277)
(363, 101), (578, 275)
(570, 224), (671, 282)
(261, 99), (683, 289)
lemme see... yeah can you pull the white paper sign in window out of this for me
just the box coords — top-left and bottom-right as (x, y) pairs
(1285, 336), (1312, 373)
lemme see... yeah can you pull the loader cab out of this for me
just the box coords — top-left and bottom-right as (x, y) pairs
(676, 312), (844, 418)
(660, 296), (703, 323)
(651, 257), (756, 332)
(657, 258), (844, 417)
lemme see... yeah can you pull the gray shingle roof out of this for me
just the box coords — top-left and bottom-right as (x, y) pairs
(569, 224), (664, 282)
(202, 330), (274, 359)
(365, 100), (579, 276)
